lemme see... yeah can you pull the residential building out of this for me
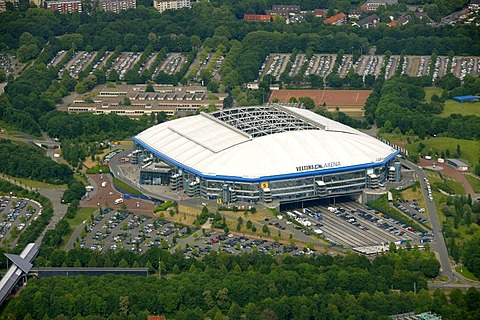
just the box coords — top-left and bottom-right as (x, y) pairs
(387, 21), (397, 27)
(266, 5), (301, 16)
(324, 12), (347, 25)
(438, 8), (471, 26)
(244, 14), (272, 22)
(353, 14), (380, 28)
(153, 0), (190, 13)
(45, 0), (82, 13)
(396, 14), (410, 25)
(99, 0), (136, 13)
(313, 9), (328, 17)
(469, 0), (480, 11)
(348, 8), (362, 19)
(362, 0), (398, 12)
(0, 0), (20, 12)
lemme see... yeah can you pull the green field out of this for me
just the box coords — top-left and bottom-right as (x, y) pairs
(14, 177), (67, 190)
(66, 207), (97, 228)
(112, 177), (144, 196)
(426, 170), (465, 195)
(405, 137), (480, 168)
(425, 87), (480, 117)
(466, 174), (480, 193)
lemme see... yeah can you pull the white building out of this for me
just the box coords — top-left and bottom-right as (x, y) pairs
(154, 0), (191, 13)
(133, 105), (398, 204)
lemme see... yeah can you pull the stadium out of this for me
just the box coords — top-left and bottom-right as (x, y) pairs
(132, 104), (399, 205)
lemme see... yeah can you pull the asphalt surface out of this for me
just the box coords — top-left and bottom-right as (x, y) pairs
(400, 159), (457, 284)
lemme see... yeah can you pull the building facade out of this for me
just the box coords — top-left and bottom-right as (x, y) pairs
(62, 84), (227, 118)
(45, 0), (82, 13)
(132, 105), (399, 205)
(99, 0), (136, 13)
(153, 0), (190, 13)
(362, 0), (398, 11)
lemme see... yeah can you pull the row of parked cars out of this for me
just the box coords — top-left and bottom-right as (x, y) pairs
(0, 198), (37, 242)
(396, 199), (428, 224)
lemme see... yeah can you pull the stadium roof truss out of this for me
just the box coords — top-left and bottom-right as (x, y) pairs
(211, 105), (325, 138)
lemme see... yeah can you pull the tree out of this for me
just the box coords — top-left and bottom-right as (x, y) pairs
(262, 225), (269, 234)
(228, 302), (242, 320)
(119, 296), (130, 315)
(0, 70), (6, 83)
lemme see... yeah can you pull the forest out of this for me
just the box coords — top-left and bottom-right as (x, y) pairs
(0, 140), (73, 184)
(364, 75), (480, 141)
(3, 247), (475, 320)
(439, 195), (480, 279)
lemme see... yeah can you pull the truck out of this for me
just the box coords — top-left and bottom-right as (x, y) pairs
(114, 198), (124, 205)
(85, 186), (94, 192)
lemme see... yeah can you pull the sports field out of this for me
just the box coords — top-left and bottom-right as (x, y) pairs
(425, 87), (480, 117)
(269, 89), (372, 116)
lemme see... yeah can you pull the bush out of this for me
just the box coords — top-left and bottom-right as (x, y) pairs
(86, 165), (110, 174)
(62, 181), (86, 203)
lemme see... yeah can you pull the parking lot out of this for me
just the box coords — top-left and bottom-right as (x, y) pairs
(0, 196), (42, 247)
(0, 53), (16, 78)
(279, 201), (428, 249)
(259, 53), (480, 82)
(74, 207), (314, 258)
(77, 207), (194, 253)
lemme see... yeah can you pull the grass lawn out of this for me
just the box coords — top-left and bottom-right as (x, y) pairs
(112, 177), (144, 196)
(405, 137), (480, 167)
(465, 174), (480, 193)
(440, 100), (480, 118)
(14, 177), (67, 190)
(424, 87), (442, 101)
(65, 207), (97, 228)
(455, 266), (479, 281)
(425, 169), (465, 195)
(425, 87), (480, 117)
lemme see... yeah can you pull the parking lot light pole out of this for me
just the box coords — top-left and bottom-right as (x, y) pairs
(158, 258), (161, 277)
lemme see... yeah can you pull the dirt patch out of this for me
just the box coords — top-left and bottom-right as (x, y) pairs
(270, 89), (372, 114)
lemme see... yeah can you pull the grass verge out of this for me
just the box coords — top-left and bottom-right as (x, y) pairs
(66, 207), (97, 228)
(465, 174), (480, 193)
(14, 177), (67, 190)
(112, 177), (144, 196)
(368, 194), (427, 233)
(455, 266), (479, 281)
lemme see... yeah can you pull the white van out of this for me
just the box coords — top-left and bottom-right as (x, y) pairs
(114, 198), (124, 205)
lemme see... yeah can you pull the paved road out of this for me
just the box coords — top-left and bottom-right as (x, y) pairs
(0, 133), (60, 149)
(35, 188), (68, 246)
(400, 159), (457, 284)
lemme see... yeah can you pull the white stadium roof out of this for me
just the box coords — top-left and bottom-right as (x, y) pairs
(133, 105), (398, 182)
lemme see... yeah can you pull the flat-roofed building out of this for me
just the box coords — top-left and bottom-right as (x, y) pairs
(153, 0), (190, 13)
(45, 0), (82, 13)
(362, 0), (398, 11)
(99, 0), (136, 13)
(446, 159), (469, 171)
(266, 4), (301, 16)
(61, 84), (227, 118)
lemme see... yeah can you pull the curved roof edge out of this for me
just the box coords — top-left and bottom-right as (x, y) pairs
(133, 136), (399, 183)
